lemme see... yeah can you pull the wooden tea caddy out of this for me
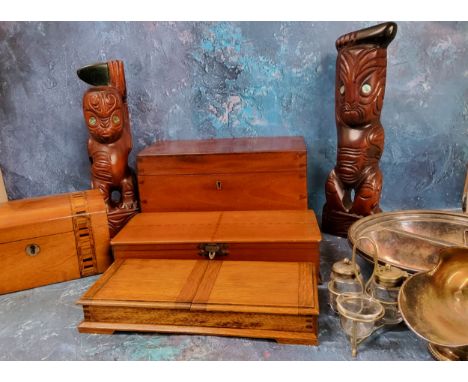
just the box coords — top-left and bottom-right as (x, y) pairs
(77, 136), (321, 345)
(0, 190), (111, 294)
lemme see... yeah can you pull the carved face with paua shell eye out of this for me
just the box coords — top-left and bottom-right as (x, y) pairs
(336, 47), (387, 127)
(83, 87), (124, 143)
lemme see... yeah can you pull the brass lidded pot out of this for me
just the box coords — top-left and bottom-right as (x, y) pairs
(328, 258), (363, 313)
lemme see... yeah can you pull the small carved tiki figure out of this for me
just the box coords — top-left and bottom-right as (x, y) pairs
(322, 22), (397, 237)
(78, 60), (138, 237)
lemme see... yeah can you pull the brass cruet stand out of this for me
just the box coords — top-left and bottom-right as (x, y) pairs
(335, 236), (385, 357)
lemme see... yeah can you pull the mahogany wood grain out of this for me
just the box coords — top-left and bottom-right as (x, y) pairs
(90, 210), (113, 274)
(137, 136), (307, 212)
(138, 151), (307, 176)
(111, 243), (319, 277)
(139, 172), (307, 212)
(138, 136), (306, 160)
(110, 210), (321, 266)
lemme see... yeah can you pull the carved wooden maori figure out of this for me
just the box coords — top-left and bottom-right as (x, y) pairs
(322, 22), (397, 237)
(77, 60), (138, 237)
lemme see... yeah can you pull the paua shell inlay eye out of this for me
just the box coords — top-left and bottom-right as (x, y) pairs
(361, 83), (372, 95)
(339, 85), (345, 95)
(88, 116), (97, 126)
(112, 115), (120, 124)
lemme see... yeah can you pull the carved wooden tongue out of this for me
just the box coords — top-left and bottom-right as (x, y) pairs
(77, 62), (110, 86)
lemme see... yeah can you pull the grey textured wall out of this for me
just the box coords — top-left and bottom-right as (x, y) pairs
(0, 22), (466, 215)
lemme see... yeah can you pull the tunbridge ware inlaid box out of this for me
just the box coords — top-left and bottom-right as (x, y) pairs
(0, 190), (111, 294)
(137, 136), (308, 212)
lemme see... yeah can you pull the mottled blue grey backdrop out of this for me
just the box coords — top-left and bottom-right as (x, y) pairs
(0, 22), (466, 216)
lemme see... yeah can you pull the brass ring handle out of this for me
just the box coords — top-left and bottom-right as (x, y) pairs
(25, 244), (40, 256)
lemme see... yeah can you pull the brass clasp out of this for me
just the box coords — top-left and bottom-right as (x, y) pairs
(198, 243), (228, 260)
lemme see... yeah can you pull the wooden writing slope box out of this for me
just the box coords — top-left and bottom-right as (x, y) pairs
(0, 190), (111, 295)
(77, 210), (321, 344)
(77, 259), (319, 345)
(137, 136), (308, 212)
(111, 210), (321, 274)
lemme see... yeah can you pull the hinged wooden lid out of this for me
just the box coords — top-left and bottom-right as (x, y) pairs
(112, 210), (320, 244)
(77, 259), (319, 316)
(191, 261), (318, 315)
(137, 136), (306, 175)
(111, 210), (321, 262)
(0, 190), (107, 243)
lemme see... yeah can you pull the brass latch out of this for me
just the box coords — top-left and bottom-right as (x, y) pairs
(198, 243), (228, 260)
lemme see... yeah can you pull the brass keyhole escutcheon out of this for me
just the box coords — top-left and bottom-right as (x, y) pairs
(216, 180), (222, 190)
(26, 244), (40, 257)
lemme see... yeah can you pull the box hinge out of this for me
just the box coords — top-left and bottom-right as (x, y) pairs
(198, 243), (228, 260)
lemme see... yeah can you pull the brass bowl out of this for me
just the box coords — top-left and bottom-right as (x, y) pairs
(348, 210), (468, 273)
(398, 247), (468, 360)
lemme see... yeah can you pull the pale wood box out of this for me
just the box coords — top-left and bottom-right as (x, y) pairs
(77, 208), (321, 344)
(111, 209), (321, 273)
(0, 190), (111, 295)
(78, 258), (319, 345)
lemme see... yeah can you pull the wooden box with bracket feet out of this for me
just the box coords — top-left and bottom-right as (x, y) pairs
(76, 209), (320, 344)
(0, 190), (111, 295)
(77, 258), (319, 345)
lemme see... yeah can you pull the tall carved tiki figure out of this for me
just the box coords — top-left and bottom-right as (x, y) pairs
(77, 60), (139, 237)
(322, 22), (397, 237)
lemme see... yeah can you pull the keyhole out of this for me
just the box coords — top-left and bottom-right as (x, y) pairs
(26, 244), (40, 257)
(216, 180), (222, 190)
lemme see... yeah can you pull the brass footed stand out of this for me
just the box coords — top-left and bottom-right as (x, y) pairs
(428, 344), (468, 361)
